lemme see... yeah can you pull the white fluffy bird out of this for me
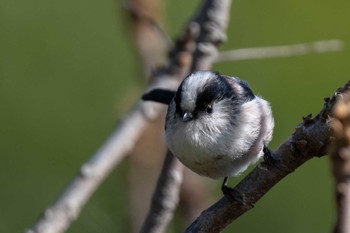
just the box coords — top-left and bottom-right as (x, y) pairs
(143, 71), (274, 193)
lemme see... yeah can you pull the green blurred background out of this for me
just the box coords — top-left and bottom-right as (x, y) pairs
(1, 0), (349, 232)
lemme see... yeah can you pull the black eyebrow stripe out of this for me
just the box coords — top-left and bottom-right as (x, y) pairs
(195, 74), (234, 111)
(174, 81), (184, 114)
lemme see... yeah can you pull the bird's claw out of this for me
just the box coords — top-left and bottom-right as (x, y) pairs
(263, 146), (283, 171)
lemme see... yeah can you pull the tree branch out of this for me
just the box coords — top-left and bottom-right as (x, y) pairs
(139, 0), (232, 232)
(329, 90), (350, 233)
(215, 39), (344, 63)
(190, 0), (232, 70)
(140, 152), (184, 233)
(185, 80), (350, 233)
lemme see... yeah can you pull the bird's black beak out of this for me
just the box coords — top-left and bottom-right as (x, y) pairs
(182, 112), (193, 122)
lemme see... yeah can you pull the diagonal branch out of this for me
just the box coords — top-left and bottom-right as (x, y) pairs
(185, 80), (350, 233)
(25, 95), (175, 233)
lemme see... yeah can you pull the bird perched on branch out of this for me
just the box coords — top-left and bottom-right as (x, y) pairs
(143, 71), (274, 196)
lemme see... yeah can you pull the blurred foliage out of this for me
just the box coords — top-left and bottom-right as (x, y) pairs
(0, 0), (349, 232)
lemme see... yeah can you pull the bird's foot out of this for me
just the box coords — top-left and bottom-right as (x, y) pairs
(263, 146), (283, 171)
(221, 177), (245, 204)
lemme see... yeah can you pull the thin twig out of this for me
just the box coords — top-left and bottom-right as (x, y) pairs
(329, 91), (350, 233)
(185, 80), (350, 233)
(215, 39), (345, 63)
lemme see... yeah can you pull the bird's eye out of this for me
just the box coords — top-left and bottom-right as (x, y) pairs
(206, 105), (213, 113)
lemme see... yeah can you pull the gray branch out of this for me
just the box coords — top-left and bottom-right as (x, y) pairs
(215, 39), (344, 63)
(185, 81), (350, 233)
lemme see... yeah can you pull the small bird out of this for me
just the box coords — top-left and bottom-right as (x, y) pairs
(143, 71), (274, 195)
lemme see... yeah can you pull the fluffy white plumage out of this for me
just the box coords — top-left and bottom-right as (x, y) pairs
(165, 71), (274, 179)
